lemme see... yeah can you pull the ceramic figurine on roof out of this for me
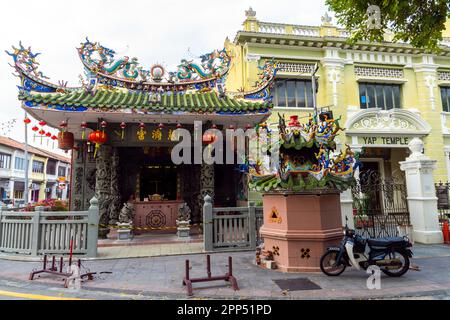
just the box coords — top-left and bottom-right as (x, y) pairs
(229, 58), (277, 103)
(248, 112), (360, 192)
(77, 38), (231, 87)
(8, 38), (276, 105)
(8, 39), (277, 118)
(6, 42), (49, 80)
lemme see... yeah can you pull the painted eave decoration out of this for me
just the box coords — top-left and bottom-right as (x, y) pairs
(8, 39), (277, 115)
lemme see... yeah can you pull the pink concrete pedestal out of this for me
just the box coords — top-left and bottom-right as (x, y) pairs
(259, 190), (343, 272)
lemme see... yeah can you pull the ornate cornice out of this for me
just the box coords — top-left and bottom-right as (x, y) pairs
(345, 108), (431, 136)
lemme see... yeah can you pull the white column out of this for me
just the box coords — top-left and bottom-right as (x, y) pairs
(62, 185), (68, 200)
(340, 189), (354, 229)
(51, 183), (57, 199)
(8, 178), (14, 200)
(400, 138), (443, 244)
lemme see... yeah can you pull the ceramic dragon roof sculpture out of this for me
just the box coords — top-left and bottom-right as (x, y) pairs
(7, 39), (277, 106)
(248, 112), (361, 192)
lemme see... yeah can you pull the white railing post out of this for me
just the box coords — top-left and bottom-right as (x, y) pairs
(248, 202), (257, 249)
(31, 206), (43, 256)
(203, 195), (213, 252)
(340, 189), (355, 229)
(86, 197), (99, 257)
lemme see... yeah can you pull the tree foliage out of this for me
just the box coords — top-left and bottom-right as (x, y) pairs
(326, 0), (450, 51)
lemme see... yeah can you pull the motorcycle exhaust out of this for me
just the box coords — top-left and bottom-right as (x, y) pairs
(375, 259), (402, 269)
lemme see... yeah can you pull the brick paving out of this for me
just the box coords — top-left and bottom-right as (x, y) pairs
(0, 243), (449, 299)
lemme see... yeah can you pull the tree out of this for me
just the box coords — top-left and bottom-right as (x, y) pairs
(326, 0), (450, 52)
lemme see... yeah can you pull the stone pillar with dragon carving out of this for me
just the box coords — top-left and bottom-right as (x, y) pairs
(95, 145), (113, 238)
(198, 163), (214, 224)
(108, 147), (121, 225)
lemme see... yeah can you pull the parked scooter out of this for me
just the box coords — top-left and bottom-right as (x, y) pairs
(320, 219), (413, 277)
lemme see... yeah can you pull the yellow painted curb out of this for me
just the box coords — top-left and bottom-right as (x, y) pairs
(0, 290), (88, 300)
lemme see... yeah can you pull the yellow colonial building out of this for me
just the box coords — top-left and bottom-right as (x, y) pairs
(225, 8), (450, 183)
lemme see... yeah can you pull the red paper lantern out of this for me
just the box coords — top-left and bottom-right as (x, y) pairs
(39, 129), (45, 135)
(81, 121), (88, 140)
(38, 120), (47, 127)
(88, 130), (108, 157)
(51, 135), (58, 140)
(88, 130), (108, 144)
(120, 122), (126, 140)
(23, 117), (31, 124)
(45, 132), (51, 137)
(31, 126), (39, 132)
(202, 132), (216, 145)
(60, 121), (68, 129)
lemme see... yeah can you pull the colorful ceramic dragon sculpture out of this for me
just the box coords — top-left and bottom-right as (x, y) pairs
(78, 38), (230, 83)
(248, 112), (360, 192)
(6, 42), (49, 79)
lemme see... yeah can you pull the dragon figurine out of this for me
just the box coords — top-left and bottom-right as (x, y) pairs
(248, 113), (358, 192)
(6, 42), (49, 79)
(78, 37), (230, 84)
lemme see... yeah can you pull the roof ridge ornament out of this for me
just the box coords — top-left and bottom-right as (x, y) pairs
(245, 7), (256, 18)
(77, 38), (231, 87)
(6, 42), (50, 80)
(321, 12), (333, 26)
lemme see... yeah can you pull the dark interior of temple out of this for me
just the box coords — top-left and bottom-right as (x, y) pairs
(116, 147), (244, 219)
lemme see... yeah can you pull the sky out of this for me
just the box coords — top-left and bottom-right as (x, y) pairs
(0, 0), (330, 154)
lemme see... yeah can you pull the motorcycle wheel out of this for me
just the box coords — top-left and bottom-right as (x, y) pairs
(380, 250), (410, 277)
(320, 250), (346, 276)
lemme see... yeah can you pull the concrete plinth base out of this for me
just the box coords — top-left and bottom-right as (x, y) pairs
(177, 228), (190, 238)
(413, 230), (444, 244)
(260, 190), (343, 273)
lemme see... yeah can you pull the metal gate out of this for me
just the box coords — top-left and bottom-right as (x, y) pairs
(351, 170), (410, 238)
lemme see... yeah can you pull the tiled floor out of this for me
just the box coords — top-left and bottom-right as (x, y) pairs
(97, 241), (204, 259)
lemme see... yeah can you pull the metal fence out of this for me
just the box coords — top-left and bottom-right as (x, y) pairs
(435, 182), (450, 226)
(203, 196), (263, 252)
(0, 197), (99, 257)
(352, 170), (410, 238)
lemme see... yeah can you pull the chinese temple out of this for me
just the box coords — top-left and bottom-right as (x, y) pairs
(8, 39), (277, 237)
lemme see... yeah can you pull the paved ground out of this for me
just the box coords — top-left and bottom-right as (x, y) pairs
(0, 243), (450, 299)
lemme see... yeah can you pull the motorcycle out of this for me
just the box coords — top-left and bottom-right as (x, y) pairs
(320, 220), (413, 277)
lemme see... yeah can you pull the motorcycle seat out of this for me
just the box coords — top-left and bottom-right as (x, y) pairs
(367, 237), (405, 247)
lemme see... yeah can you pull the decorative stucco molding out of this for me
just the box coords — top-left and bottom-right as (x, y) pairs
(345, 108), (431, 136)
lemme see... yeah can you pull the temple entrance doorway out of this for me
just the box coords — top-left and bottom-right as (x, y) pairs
(352, 147), (410, 237)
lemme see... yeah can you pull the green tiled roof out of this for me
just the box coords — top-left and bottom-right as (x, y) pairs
(19, 89), (270, 113)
